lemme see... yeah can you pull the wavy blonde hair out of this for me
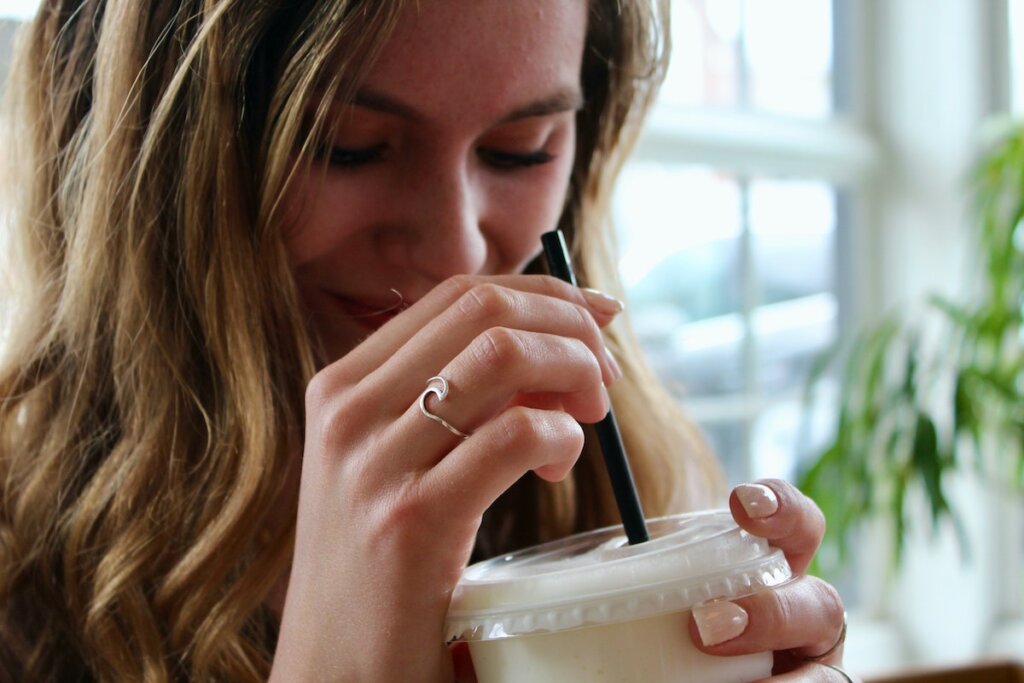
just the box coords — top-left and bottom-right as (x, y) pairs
(0, 0), (720, 680)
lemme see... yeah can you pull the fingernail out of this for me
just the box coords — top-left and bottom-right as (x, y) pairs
(581, 288), (625, 315)
(604, 346), (623, 381)
(693, 600), (749, 646)
(735, 483), (779, 519)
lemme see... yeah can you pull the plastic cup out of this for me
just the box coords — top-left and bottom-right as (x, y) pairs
(445, 510), (792, 683)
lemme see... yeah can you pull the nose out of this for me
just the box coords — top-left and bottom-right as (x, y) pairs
(379, 158), (489, 281)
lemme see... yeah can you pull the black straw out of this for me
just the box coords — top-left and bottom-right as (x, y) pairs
(541, 230), (649, 545)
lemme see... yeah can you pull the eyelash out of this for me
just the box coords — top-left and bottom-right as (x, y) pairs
(320, 144), (388, 167)
(318, 144), (555, 170)
(477, 148), (555, 169)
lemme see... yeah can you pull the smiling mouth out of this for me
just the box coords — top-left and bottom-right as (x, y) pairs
(328, 290), (408, 332)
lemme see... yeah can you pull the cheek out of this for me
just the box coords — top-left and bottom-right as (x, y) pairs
(488, 156), (575, 265)
(279, 169), (366, 267)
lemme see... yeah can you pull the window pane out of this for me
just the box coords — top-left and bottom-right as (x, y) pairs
(661, 0), (833, 118)
(744, 0), (833, 117)
(0, 1), (39, 20)
(750, 178), (837, 393)
(661, 0), (742, 109)
(701, 420), (749, 486)
(750, 179), (835, 303)
(1, 20), (19, 91)
(751, 400), (801, 482)
(662, 312), (746, 396)
(614, 164), (745, 396)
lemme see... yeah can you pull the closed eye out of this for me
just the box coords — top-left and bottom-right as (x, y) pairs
(318, 143), (388, 168)
(478, 148), (555, 170)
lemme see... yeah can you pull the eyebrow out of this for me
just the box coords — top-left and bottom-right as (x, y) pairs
(350, 87), (585, 123)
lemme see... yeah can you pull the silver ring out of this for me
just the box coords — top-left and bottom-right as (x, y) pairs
(418, 376), (471, 440)
(805, 611), (847, 662)
(819, 662), (855, 683)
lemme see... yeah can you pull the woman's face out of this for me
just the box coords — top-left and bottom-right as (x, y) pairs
(284, 0), (588, 362)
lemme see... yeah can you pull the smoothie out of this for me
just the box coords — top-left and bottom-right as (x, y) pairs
(446, 510), (791, 683)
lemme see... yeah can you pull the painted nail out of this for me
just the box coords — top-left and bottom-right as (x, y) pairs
(693, 600), (749, 646)
(735, 483), (779, 519)
(581, 288), (625, 315)
(604, 346), (623, 381)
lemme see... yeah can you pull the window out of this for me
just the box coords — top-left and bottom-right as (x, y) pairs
(613, 0), (1024, 674)
(0, 2), (38, 21)
(614, 0), (866, 489)
(992, 0), (1024, 658)
(660, 0), (833, 118)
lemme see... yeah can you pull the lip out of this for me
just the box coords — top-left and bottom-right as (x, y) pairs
(327, 291), (407, 332)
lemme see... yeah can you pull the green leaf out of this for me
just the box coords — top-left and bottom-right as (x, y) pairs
(953, 371), (980, 454)
(799, 121), (1024, 580)
(930, 295), (973, 329)
(911, 413), (949, 528)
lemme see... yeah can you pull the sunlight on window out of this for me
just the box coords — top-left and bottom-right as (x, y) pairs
(614, 164), (741, 289)
(661, 0), (742, 109)
(744, 0), (832, 117)
(613, 164), (839, 480)
(0, 0), (39, 21)
(660, 0), (832, 118)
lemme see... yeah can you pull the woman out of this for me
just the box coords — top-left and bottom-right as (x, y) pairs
(0, 0), (850, 681)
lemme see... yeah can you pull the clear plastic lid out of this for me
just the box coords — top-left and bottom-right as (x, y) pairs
(446, 510), (791, 642)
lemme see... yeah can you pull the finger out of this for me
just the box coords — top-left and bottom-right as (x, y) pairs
(729, 478), (825, 573)
(337, 275), (623, 385)
(688, 575), (845, 661)
(379, 281), (621, 405)
(422, 406), (585, 516)
(449, 642), (478, 683)
(382, 329), (607, 471)
(752, 662), (859, 683)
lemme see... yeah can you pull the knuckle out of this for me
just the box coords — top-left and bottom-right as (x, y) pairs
(809, 504), (827, 541)
(304, 374), (359, 452)
(554, 413), (586, 451)
(305, 364), (359, 409)
(573, 336), (603, 378)
(562, 336), (602, 385)
(789, 486), (827, 543)
(458, 282), (514, 322)
(495, 409), (583, 456)
(495, 407), (544, 450)
(304, 373), (331, 413)
(571, 303), (604, 349)
(571, 300), (598, 334)
(536, 273), (573, 298)
(438, 273), (481, 302)
(759, 584), (797, 634)
(807, 576), (845, 623)
(304, 371), (347, 415)
(471, 327), (524, 372)
(381, 482), (430, 528)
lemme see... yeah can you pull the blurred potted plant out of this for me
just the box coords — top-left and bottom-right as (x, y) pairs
(799, 120), (1024, 573)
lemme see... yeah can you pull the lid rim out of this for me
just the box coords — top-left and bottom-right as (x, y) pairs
(447, 548), (788, 620)
(446, 551), (792, 642)
(445, 510), (793, 643)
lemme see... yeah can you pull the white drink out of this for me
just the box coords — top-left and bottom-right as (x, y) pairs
(446, 510), (791, 683)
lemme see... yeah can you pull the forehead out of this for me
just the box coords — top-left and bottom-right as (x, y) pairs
(361, 0), (588, 117)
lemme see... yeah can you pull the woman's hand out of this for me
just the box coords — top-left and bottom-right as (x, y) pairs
(689, 479), (857, 682)
(270, 275), (624, 683)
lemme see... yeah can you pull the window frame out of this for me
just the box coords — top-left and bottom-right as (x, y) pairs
(620, 0), (1024, 674)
